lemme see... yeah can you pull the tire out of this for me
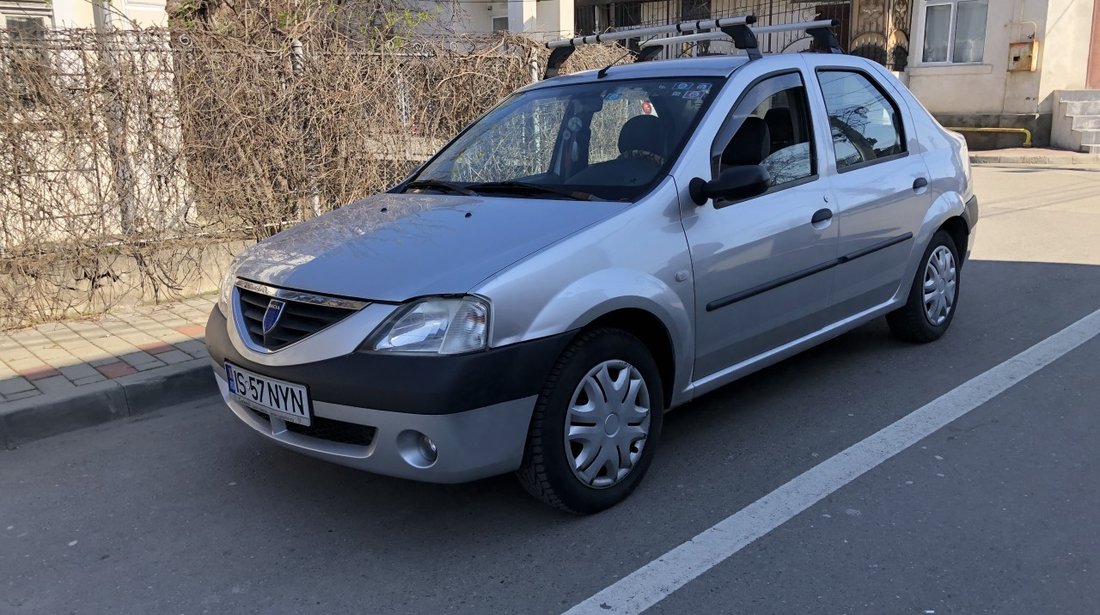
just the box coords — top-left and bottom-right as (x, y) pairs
(516, 328), (664, 514)
(887, 230), (961, 343)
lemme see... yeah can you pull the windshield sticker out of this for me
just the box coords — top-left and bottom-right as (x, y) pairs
(603, 92), (623, 101)
(674, 82), (692, 90)
(671, 90), (683, 97)
(683, 90), (706, 100)
(694, 83), (711, 91)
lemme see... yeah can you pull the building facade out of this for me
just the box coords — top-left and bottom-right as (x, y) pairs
(903, 0), (1099, 150)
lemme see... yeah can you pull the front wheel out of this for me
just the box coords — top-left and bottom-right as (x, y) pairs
(517, 328), (663, 514)
(887, 230), (961, 343)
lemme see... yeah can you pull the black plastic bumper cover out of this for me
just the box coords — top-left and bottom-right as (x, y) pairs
(206, 308), (574, 415)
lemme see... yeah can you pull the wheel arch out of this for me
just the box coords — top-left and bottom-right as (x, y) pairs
(939, 215), (970, 266)
(581, 308), (677, 410)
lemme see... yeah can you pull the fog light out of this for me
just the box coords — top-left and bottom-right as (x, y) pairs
(418, 434), (438, 464)
(397, 429), (439, 468)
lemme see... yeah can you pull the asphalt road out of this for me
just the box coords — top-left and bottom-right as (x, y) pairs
(2, 165), (1099, 615)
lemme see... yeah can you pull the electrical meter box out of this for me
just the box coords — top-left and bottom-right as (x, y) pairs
(1008, 41), (1038, 72)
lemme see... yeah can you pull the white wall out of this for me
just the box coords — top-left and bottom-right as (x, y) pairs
(417, 0), (570, 38)
(906, 0), (1093, 116)
(1037, 0), (1093, 100)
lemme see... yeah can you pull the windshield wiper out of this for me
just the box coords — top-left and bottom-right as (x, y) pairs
(467, 181), (598, 201)
(403, 179), (476, 196)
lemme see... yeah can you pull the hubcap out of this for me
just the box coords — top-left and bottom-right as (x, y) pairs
(923, 245), (957, 326)
(564, 360), (651, 489)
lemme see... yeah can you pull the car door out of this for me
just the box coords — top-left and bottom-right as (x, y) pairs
(807, 61), (932, 320)
(682, 67), (838, 381)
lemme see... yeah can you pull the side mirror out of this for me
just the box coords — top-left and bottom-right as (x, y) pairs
(688, 165), (771, 207)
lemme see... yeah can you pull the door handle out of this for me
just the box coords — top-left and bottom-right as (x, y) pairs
(811, 208), (833, 224)
(913, 177), (929, 191)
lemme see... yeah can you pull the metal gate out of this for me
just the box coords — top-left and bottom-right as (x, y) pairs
(575, 0), (912, 70)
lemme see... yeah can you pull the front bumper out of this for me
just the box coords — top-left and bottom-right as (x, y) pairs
(214, 368), (537, 483)
(206, 307), (571, 483)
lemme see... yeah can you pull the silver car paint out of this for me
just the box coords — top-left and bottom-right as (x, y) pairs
(231, 192), (627, 302)
(474, 177), (697, 403)
(217, 53), (975, 478)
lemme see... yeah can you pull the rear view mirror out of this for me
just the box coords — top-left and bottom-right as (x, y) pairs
(689, 165), (771, 207)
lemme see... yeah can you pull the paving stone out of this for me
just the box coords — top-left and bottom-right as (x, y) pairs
(96, 362), (138, 379)
(30, 348), (79, 367)
(15, 364), (61, 381)
(59, 363), (102, 381)
(0, 345), (36, 362)
(0, 377), (36, 396)
(137, 341), (177, 355)
(72, 374), (107, 386)
(88, 356), (120, 367)
(2, 389), (41, 402)
(176, 324), (206, 338)
(154, 349), (193, 365)
(89, 338), (141, 357)
(175, 339), (208, 357)
(33, 375), (76, 394)
(118, 351), (163, 369)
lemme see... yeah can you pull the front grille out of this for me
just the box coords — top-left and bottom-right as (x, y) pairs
(284, 416), (377, 446)
(236, 283), (360, 350)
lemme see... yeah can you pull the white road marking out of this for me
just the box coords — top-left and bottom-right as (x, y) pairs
(565, 306), (1100, 615)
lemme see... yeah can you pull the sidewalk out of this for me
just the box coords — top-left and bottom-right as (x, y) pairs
(0, 296), (217, 448)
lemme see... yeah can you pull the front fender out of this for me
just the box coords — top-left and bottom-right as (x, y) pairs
(502, 269), (693, 403)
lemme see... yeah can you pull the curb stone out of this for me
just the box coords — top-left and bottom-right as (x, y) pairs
(0, 359), (216, 449)
(970, 153), (1100, 166)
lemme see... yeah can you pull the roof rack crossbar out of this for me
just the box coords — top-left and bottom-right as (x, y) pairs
(633, 19), (842, 63)
(640, 31), (731, 49)
(546, 15), (756, 50)
(544, 16), (756, 78)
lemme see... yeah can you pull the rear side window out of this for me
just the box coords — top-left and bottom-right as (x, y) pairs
(817, 70), (905, 170)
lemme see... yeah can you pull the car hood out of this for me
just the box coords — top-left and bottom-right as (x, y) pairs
(232, 192), (626, 302)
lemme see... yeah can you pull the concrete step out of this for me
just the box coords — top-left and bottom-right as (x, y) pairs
(1071, 115), (1100, 130)
(1057, 89), (1100, 102)
(1081, 129), (1100, 145)
(1085, 144), (1100, 154)
(1063, 100), (1100, 115)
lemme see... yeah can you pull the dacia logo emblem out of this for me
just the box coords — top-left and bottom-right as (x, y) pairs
(262, 299), (286, 335)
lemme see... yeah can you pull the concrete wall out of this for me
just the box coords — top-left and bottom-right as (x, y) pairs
(1036, 0), (1094, 104)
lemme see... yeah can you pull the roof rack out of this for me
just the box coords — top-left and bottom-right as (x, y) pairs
(544, 17), (843, 76)
(544, 15), (757, 78)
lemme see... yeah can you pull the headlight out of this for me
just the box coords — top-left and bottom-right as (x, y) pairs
(369, 296), (489, 354)
(217, 268), (237, 317)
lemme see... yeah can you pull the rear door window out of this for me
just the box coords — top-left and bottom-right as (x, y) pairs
(816, 70), (906, 170)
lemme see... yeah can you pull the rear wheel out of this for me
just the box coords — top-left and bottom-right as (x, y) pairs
(517, 328), (663, 514)
(887, 230), (961, 343)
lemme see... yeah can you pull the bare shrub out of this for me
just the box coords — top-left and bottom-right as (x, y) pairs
(0, 25), (624, 329)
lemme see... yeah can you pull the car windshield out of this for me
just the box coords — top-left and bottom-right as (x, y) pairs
(408, 77), (724, 201)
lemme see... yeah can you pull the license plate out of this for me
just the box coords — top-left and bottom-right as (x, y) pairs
(224, 363), (311, 426)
